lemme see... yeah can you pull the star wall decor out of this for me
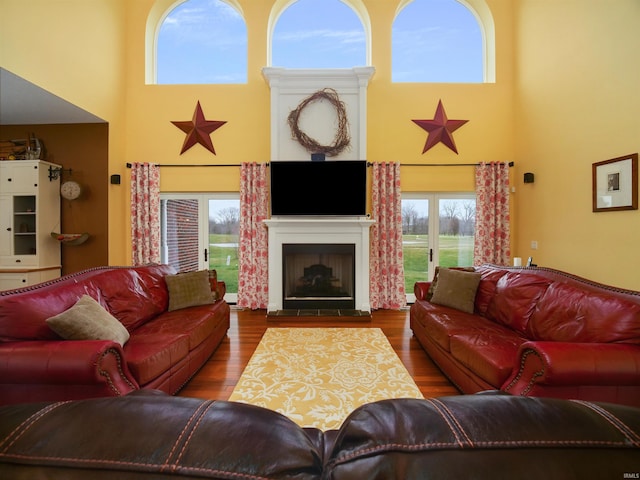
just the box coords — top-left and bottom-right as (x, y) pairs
(412, 100), (468, 154)
(171, 101), (227, 155)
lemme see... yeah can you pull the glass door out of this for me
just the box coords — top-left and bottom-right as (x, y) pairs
(160, 194), (239, 303)
(402, 194), (476, 302)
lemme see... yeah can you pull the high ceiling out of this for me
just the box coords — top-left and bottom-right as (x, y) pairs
(0, 68), (105, 125)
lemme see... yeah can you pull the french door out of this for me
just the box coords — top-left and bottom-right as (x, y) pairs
(160, 193), (239, 303)
(402, 193), (476, 302)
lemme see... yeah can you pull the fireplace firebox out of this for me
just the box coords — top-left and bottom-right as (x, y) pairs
(283, 244), (355, 309)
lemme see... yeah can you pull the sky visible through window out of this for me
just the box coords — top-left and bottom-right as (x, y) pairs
(157, 0), (482, 84)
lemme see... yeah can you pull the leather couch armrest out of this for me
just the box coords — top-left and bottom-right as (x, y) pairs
(503, 341), (640, 394)
(413, 281), (432, 301)
(217, 281), (226, 300)
(0, 341), (138, 400)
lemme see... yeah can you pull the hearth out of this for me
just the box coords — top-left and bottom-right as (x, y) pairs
(283, 243), (354, 309)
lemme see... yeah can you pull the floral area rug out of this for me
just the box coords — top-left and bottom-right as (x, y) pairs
(228, 327), (423, 430)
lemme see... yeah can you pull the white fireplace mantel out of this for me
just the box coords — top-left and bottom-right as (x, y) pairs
(264, 217), (374, 313)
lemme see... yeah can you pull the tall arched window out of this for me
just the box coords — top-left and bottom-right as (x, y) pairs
(271, 0), (366, 68)
(156, 0), (247, 84)
(392, 0), (484, 83)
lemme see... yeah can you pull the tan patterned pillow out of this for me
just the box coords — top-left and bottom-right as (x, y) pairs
(46, 295), (130, 346)
(430, 268), (482, 314)
(165, 270), (215, 311)
(426, 266), (475, 301)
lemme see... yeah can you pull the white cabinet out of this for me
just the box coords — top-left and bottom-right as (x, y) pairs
(0, 268), (60, 291)
(0, 160), (61, 289)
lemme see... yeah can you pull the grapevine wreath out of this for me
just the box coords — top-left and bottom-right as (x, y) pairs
(287, 88), (350, 157)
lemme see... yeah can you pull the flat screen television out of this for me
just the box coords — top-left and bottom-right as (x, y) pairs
(270, 160), (367, 216)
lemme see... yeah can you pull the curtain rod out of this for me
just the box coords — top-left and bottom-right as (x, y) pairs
(125, 162), (245, 168)
(126, 161), (514, 168)
(394, 161), (514, 167)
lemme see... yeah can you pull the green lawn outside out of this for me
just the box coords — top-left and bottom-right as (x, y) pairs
(403, 235), (474, 293)
(209, 234), (239, 293)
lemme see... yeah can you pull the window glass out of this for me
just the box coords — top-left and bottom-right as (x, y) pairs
(392, 0), (483, 82)
(272, 0), (366, 68)
(402, 194), (476, 301)
(157, 0), (247, 84)
(160, 194), (239, 303)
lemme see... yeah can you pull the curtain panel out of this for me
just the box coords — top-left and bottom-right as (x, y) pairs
(237, 162), (269, 309)
(474, 162), (511, 266)
(130, 162), (160, 266)
(369, 162), (406, 309)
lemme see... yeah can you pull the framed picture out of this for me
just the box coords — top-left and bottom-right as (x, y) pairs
(592, 153), (638, 212)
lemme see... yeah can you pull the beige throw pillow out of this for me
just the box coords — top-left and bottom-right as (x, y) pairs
(430, 268), (482, 314)
(46, 295), (130, 346)
(165, 270), (215, 311)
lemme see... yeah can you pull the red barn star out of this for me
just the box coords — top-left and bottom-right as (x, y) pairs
(171, 101), (226, 155)
(412, 100), (468, 154)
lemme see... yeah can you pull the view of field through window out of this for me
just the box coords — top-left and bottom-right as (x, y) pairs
(208, 199), (239, 294)
(402, 197), (475, 294)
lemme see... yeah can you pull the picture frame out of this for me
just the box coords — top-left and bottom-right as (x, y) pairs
(592, 153), (638, 212)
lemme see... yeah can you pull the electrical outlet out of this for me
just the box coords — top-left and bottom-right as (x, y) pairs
(531, 240), (538, 250)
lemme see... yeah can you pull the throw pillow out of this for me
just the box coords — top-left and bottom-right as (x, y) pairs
(430, 268), (482, 314)
(426, 266), (475, 301)
(46, 295), (130, 346)
(165, 270), (215, 311)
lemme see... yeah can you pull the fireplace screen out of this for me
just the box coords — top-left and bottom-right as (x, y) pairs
(282, 244), (355, 309)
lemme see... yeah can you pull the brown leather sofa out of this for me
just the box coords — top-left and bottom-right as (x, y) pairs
(0, 390), (638, 479)
(410, 264), (640, 407)
(0, 265), (230, 405)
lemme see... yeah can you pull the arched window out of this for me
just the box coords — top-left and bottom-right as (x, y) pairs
(156, 0), (247, 84)
(271, 0), (366, 68)
(392, 0), (486, 83)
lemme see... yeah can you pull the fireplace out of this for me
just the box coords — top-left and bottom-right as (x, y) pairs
(264, 217), (374, 313)
(283, 243), (355, 309)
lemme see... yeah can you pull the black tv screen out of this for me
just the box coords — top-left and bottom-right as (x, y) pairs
(270, 161), (367, 216)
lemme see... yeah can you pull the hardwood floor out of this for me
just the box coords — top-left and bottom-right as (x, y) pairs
(178, 307), (460, 400)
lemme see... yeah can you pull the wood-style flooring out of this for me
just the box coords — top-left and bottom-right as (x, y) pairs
(178, 308), (460, 400)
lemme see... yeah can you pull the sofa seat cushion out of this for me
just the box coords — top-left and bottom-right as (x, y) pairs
(411, 302), (479, 351)
(413, 302), (513, 354)
(133, 303), (225, 351)
(124, 334), (190, 385)
(449, 331), (527, 387)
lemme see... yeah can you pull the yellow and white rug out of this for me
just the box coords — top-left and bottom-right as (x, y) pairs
(228, 328), (424, 430)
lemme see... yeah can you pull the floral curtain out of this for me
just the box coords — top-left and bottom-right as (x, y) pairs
(369, 162), (406, 309)
(130, 162), (161, 266)
(474, 162), (511, 266)
(237, 162), (269, 309)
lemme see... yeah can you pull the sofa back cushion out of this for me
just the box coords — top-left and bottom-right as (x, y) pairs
(485, 272), (551, 334)
(528, 282), (640, 344)
(474, 268), (508, 315)
(0, 265), (175, 342)
(98, 265), (173, 331)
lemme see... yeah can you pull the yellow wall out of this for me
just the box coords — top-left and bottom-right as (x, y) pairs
(1, 0), (638, 289)
(514, 0), (640, 289)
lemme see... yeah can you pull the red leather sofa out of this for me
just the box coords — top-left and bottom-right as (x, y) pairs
(1, 390), (638, 478)
(0, 265), (230, 405)
(410, 264), (640, 407)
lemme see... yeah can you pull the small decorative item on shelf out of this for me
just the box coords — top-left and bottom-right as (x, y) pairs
(51, 232), (90, 246)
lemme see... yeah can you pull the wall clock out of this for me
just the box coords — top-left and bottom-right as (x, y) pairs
(60, 180), (82, 200)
